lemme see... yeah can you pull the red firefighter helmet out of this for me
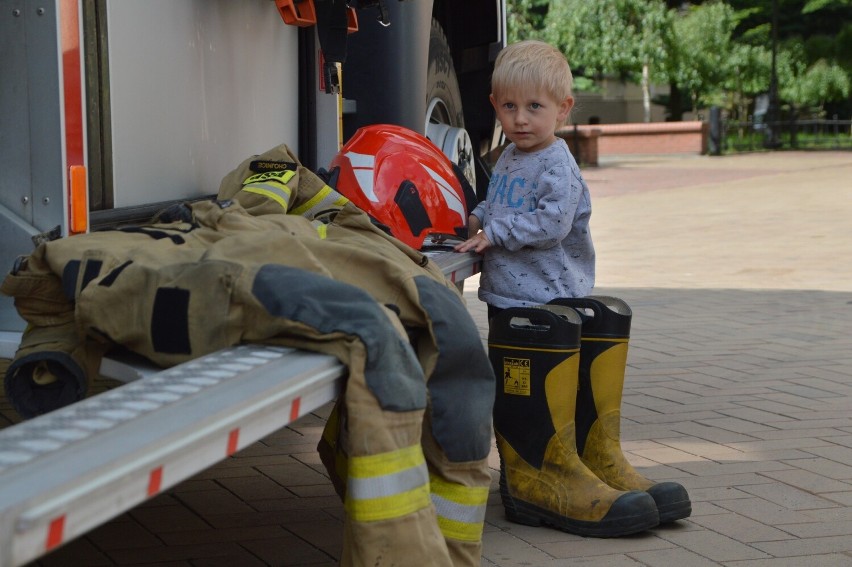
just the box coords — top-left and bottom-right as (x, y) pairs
(329, 124), (476, 250)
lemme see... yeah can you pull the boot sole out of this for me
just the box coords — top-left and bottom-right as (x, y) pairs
(657, 500), (692, 523)
(503, 493), (660, 538)
(646, 482), (692, 523)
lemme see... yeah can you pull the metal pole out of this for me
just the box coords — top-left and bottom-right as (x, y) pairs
(764, 0), (781, 149)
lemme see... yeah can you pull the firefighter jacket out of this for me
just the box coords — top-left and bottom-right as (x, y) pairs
(2, 144), (495, 567)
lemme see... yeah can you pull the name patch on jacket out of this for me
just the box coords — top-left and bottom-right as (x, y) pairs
(250, 159), (297, 173)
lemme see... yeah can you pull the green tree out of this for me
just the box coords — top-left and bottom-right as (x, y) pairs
(780, 56), (851, 115)
(541, 0), (669, 121)
(802, 0), (851, 13)
(729, 0), (852, 117)
(662, 2), (739, 117)
(506, 0), (852, 120)
(506, 0), (549, 44)
(722, 43), (774, 121)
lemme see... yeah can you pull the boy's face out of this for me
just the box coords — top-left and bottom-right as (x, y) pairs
(490, 88), (573, 153)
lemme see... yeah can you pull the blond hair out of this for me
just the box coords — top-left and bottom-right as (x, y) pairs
(491, 40), (573, 101)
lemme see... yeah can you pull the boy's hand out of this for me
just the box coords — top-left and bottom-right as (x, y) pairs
(454, 231), (492, 254)
(467, 214), (482, 235)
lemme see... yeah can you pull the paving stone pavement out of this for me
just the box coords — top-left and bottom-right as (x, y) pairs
(4, 151), (852, 566)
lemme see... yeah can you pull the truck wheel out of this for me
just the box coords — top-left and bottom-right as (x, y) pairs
(425, 20), (476, 190)
(425, 20), (477, 294)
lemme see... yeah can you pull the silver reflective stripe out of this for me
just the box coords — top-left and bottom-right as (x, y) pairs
(423, 164), (466, 220)
(431, 493), (487, 524)
(243, 181), (292, 205)
(344, 151), (379, 203)
(296, 190), (347, 218)
(347, 461), (429, 500)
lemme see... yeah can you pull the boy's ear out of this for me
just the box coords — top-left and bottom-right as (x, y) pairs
(558, 96), (575, 122)
(489, 94), (498, 110)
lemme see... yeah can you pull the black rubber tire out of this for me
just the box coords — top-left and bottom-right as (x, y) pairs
(426, 20), (465, 133)
(426, 20), (471, 295)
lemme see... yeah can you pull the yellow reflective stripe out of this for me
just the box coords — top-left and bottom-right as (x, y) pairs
(345, 445), (431, 522)
(345, 483), (431, 522)
(430, 474), (489, 507)
(348, 444), (425, 479)
(241, 183), (292, 212)
(430, 474), (488, 542)
(313, 221), (328, 239)
(437, 516), (485, 542)
(290, 184), (349, 217)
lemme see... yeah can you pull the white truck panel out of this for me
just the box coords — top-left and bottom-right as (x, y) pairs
(106, 1), (301, 206)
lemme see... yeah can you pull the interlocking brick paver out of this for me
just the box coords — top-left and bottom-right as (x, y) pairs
(537, 531), (676, 559)
(761, 468), (852, 494)
(156, 525), (292, 546)
(254, 461), (334, 487)
(805, 506), (852, 522)
(240, 534), (337, 566)
(739, 482), (841, 511)
(780, 519), (852, 539)
(690, 501), (735, 518)
(720, 556), (852, 567)
(717, 496), (820, 525)
(688, 485), (758, 502)
(86, 517), (164, 550)
(750, 534), (852, 558)
(248, 494), (341, 513)
(656, 530), (771, 562)
(629, 546), (723, 567)
(561, 556), (647, 567)
(129, 503), (209, 533)
(678, 472), (780, 490)
(281, 517), (345, 560)
(218, 474), (300, 502)
(826, 493), (852, 508)
(480, 530), (567, 566)
(779, 457), (852, 480)
(105, 542), (259, 565)
(36, 538), (112, 567)
(687, 512), (793, 543)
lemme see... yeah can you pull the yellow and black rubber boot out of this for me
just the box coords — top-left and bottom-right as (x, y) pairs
(549, 296), (692, 523)
(489, 306), (659, 537)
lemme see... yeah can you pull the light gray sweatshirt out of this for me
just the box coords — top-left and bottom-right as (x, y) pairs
(471, 138), (594, 308)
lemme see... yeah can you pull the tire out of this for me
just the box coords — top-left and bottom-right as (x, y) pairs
(425, 20), (476, 191)
(426, 20), (465, 132)
(425, 20), (476, 295)
(424, 18), (476, 294)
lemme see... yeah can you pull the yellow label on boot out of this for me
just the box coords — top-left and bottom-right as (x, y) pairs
(502, 357), (531, 396)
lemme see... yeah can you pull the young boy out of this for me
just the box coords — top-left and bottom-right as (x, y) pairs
(455, 42), (690, 538)
(455, 40), (594, 317)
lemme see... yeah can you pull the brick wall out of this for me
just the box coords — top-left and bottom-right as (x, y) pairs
(557, 121), (709, 166)
(559, 126), (600, 166)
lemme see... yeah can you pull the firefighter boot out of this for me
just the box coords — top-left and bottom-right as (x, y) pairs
(549, 296), (692, 523)
(489, 306), (659, 538)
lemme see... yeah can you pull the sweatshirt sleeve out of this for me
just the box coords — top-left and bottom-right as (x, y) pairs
(484, 164), (582, 252)
(470, 201), (485, 224)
